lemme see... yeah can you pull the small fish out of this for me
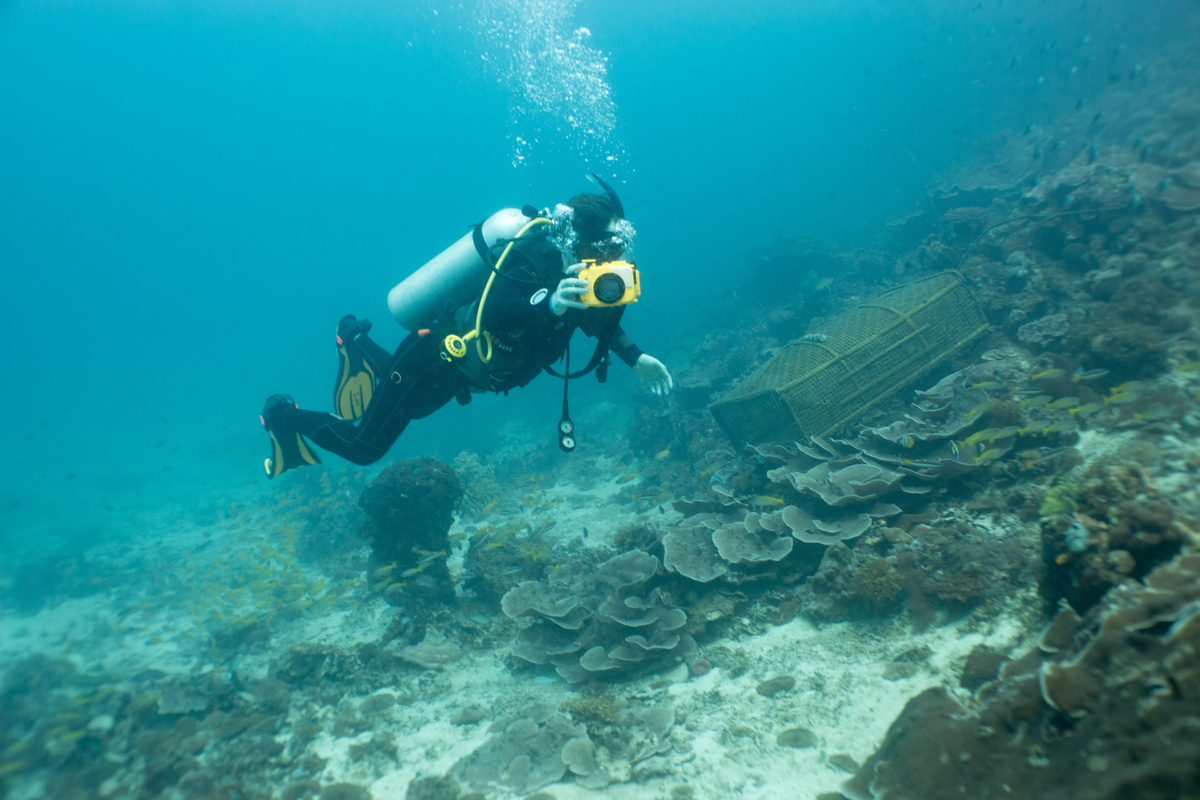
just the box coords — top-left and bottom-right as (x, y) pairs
(1072, 367), (1109, 382)
(987, 427), (1020, 441)
(1025, 449), (1069, 467)
(653, 448), (671, 461)
(416, 549), (447, 564)
(1019, 420), (1050, 435)
(616, 472), (641, 484)
(1150, 331), (1187, 349)
(749, 496), (785, 507)
(965, 401), (994, 418)
(1047, 397), (1079, 410)
(699, 465), (720, 477)
(1068, 402), (1104, 417)
(371, 562), (398, 578)
(1179, 361), (1200, 372)
(970, 381), (1003, 390)
(1104, 391), (1142, 406)
(651, 490), (672, 505)
(481, 500), (499, 514)
(975, 448), (1004, 464)
(0, 761), (28, 776)
(900, 459), (938, 469)
(899, 434), (916, 448)
(482, 542), (508, 551)
(501, 566), (524, 575)
(400, 564), (431, 578)
(385, 583), (407, 596)
(963, 428), (998, 446)
(1044, 420), (1078, 434)
(1019, 395), (1052, 408)
(1117, 407), (1174, 427)
(2, 740), (31, 757)
(949, 441), (960, 460)
(814, 277), (835, 291)
(1031, 368), (1066, 380)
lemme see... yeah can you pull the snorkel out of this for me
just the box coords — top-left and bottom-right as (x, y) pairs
(587, 173), (625, 219)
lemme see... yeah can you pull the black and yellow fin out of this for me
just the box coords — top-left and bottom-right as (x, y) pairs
(264, 427), (320, 479)
(334, 341), (378, 421)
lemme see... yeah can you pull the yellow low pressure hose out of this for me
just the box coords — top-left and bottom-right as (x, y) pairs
(472, 217), (551, 363)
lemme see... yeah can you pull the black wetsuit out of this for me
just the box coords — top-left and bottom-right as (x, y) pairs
(276, 236), (643, 465)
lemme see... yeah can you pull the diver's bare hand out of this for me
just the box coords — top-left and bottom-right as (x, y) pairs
(550, 274), (590, 315)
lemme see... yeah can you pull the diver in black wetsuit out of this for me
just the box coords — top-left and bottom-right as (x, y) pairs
(259, 180), (672, 478)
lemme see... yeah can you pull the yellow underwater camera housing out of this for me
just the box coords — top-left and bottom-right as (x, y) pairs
(577, 259), (641, 307)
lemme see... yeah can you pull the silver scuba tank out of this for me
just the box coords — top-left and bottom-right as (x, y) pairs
(386, 207), (531, 332)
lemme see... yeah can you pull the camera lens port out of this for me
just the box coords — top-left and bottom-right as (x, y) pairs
(593, 272), (626, 304)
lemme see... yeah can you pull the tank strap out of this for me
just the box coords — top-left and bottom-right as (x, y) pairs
(471, 222), (495, 267)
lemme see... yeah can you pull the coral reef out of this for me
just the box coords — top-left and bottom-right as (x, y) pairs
(501, 550), (695, 683)
(1040, 463), (1189, 614)
(449, 698), (675, 794)
(452, 451), (498, 519)
(801, 520), (1028, 625)
(359, 458), (461, 608)
(842, 554), (1200, 800)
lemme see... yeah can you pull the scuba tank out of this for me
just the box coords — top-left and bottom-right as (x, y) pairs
(387, 207), (532, 331)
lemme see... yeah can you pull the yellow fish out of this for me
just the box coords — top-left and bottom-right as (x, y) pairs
(1068, 402), (1104, 417)
(1047, 397), (1079, 410)
(481, 500), (499, 513)
(616, 472), (641, 484)
(963, 428), (997, 446)
(1104, 392), (1141, 406)
(1031, 368), (1066, 380)
(371, 562), (398, 578)
(1018, 420), (1050, 435)
(750, 496), (785, 507)
(653, 448), (671, 461)
(974, 448), (1003, 464)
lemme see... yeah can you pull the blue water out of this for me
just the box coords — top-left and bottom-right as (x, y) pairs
(0, 0), (1194, 541)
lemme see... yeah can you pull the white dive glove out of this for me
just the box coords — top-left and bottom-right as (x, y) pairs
(550, 263), (590, 316)
(634, 354), (673, 396)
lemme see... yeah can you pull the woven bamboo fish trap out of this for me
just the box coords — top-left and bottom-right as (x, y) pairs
(709, 271), (989, 446)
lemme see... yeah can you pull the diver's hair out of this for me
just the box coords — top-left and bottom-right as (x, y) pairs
(565, 193), (617, 243)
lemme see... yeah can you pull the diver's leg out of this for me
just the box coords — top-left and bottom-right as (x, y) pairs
(333, 315), (394, 420)
(337, 315), (392, 374)
(264, 332), (460, 473)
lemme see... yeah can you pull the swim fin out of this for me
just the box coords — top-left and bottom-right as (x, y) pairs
(260, 394), (320, 479)
(334, 316), (379, 421)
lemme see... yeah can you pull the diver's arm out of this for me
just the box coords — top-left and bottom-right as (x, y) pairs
(607, 324), (644, 367)
(579, 316), (671, 394)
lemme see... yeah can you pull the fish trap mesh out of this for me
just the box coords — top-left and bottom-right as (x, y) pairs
(709, 272), (989, 445)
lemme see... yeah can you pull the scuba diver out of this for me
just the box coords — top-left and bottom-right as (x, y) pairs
(259, 175), (673, 478)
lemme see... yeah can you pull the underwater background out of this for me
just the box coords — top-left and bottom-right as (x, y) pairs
(3, 0), (1200, 798)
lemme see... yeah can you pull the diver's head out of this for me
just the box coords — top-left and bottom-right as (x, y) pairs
(566, 193), (627, 261)
(551, 175), (636, 263)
